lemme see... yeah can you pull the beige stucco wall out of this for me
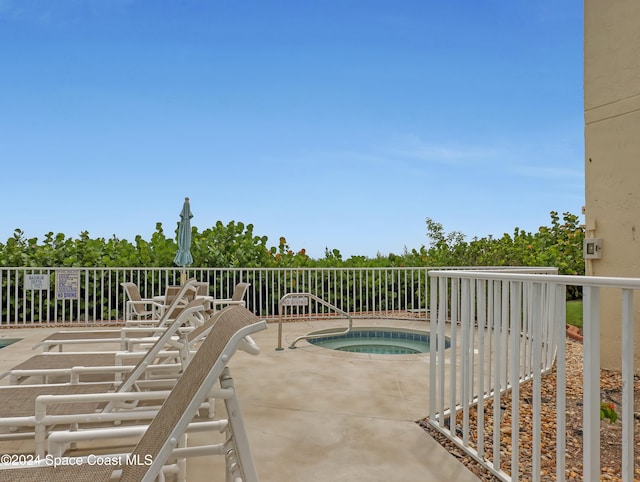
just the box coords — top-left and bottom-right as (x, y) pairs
(584, 0), (640, 371)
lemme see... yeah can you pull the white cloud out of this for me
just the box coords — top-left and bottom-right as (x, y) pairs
(0, 0), (135, 23)
(510, 164), (583, 180)
(382, 135), (500, 166)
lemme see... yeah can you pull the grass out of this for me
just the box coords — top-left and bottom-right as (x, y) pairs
(566, 300), (583, 328)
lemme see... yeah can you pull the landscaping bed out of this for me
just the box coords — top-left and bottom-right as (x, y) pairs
(419, 338), (640, 481)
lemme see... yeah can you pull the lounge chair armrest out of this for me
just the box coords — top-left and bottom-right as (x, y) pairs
(239, 336), (260, 355)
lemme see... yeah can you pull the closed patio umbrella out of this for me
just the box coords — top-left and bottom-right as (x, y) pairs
(174, 197), (194, 283)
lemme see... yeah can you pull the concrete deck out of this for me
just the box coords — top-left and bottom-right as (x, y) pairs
(0, 319), (479, 481)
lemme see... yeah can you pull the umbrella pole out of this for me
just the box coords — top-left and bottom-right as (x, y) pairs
(180, 269), (187, 285)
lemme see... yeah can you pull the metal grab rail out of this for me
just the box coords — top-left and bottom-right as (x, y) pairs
(276, 293), (353, 350)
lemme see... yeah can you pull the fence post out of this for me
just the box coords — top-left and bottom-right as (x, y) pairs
(582, 285), (601, 481)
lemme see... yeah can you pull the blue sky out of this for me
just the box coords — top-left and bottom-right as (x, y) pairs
(0, 0), (584, 259)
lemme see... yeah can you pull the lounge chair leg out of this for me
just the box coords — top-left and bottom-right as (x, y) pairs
(208, 395), (217, 419)
(220, 369), (259, 482)
(68, 422), (79, 450)
(34, 425), (46, 457)
(177, 433), (188, 482)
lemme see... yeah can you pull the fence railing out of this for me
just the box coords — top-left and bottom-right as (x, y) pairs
(1, 266), (438, 324)
(428, 269), (638, 482)
(0, 266), (559, 325)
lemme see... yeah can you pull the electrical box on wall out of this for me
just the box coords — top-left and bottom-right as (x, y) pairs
(583, 238), (603, 259)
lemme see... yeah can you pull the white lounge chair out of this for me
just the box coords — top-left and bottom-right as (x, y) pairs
(0, 300), (211, 455)
(1, 295), (259, 387)
(0, 306), (266, 482)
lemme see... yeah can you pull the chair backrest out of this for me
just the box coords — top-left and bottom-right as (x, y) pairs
(119, 305), (266, 481)
(163, 285), (182, 305)
(163, 282), (198, 322)
(231, 282), (250, 302)
(186, 306), (226, 343)
(121, 282), (147, 315)
(194, 281), (209, 296)
(111, 281), (204, 398)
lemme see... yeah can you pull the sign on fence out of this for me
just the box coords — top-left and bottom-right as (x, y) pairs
(55, 270), (80, 300)
(25, 274), (49, 290)
(281, 296), (309, 307)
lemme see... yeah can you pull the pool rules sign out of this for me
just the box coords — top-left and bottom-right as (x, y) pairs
(55, 269), (80, 300)
(25, 274), (49, 290)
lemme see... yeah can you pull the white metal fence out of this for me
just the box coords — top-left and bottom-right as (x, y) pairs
(0, 266), (438, 324)
(0, 266), (559, 325)
(428, 270), (638, 482)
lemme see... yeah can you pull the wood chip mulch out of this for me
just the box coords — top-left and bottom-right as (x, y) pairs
(417, 338), (640, 481)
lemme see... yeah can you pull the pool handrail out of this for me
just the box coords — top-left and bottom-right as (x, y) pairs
(276, 293), (353, 350)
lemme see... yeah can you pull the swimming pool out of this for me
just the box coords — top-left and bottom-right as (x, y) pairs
(305, 327), (449, 355)
(0, 338), (22, 349)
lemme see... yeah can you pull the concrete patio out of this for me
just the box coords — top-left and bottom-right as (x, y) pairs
(0, 318), (479, 481)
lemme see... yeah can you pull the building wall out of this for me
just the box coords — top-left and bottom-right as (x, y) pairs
(584, 0), (640, 371)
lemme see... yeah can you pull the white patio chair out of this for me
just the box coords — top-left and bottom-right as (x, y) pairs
(211, 282), (250, 313)
(32, 280), (201, 352)
(122, 281), (166, 321)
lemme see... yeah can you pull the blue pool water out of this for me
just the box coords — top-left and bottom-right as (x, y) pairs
(0, 338), (22, 349)
(306, 328), (450, 355)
